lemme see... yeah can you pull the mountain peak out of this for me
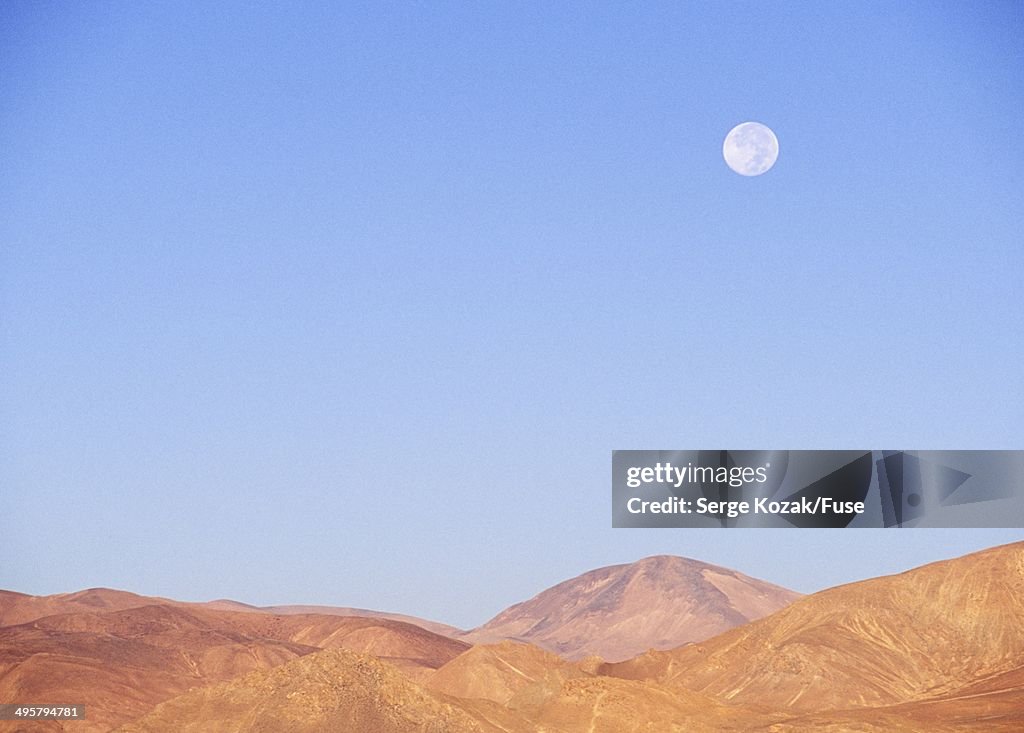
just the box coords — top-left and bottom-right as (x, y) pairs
(464, 555), (799, 661)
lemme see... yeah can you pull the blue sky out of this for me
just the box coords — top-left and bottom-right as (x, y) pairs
(2, 2), (1022, 628)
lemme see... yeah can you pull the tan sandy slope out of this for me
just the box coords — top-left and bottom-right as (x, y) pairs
(602, 541), (1024, 726)
(426, 640), (582, 705)
(114, 646), (768, 733)
(113, 649), (503, 733)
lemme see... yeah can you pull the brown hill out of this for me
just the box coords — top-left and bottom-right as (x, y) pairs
(761, 686), (1024, 733)
(113, 648), (510, 733)
(0, 588), (459, 639)
(225, 612), (469, 681)
(111, 645), (1022, 733)
(749, 663), (1024, 733)
(427, 641), (763, 731)
(8, 545), (1024, 732)
(0, 588), (170, 627)
(525, 674), (769, 733)
(427, 640), (581, 705)
(0, 603), (468, 733)
(0, 604), (313, 733)
(114, 644), (773, 733)
(464, 555), (800, 661)
(192, 597), (463, 637)
(256, 604), (463, 638)
(605, 541), (1024, 715)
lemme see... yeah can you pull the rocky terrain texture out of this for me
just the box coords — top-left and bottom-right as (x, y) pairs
(5, 544), (1023, 732)
(0, 600), (465, 733)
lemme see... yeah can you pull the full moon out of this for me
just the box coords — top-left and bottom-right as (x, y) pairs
(723, 122), (779, 176)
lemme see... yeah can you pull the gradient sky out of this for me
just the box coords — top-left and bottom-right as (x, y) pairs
(2, 2), (1022, 629)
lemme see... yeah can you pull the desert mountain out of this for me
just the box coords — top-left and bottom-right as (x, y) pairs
(114, 645), (765, 733)
(427, 640), (582, 705)
(7, 545), (1024, 732)
(424, 641), (758, 730)
(0, 604), (312, 733)
(605, 542), (1024, 715)
(111, 642), (1023, 733)
(113, 648), (514, 733)
(745, 661), (1024, 733)
(0, 587), (457, 638)
(114, 543), (1024, 733)
(0, 588), (174, 627)
(237, 611), (469, 681)
(0, 603), (467, 733)
(198, 598), (462, 637)
(255, 604), (463, 638)
(464, 554), (800, 661)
